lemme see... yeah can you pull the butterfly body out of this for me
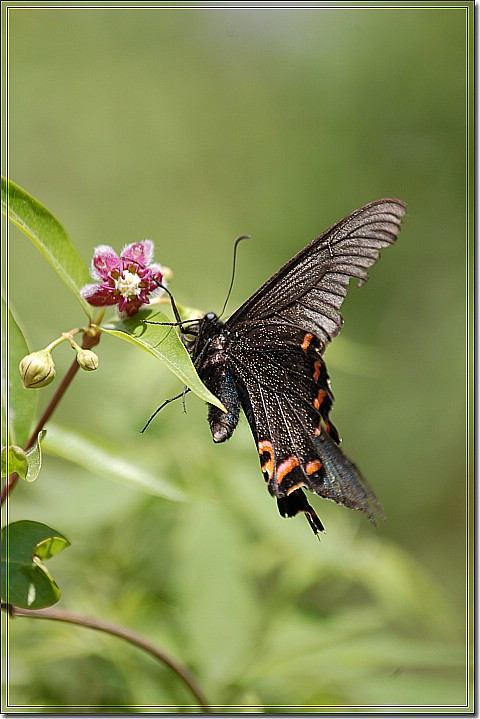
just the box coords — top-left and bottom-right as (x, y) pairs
(190, 312), (240, 444)
(186, 199), (406, 536)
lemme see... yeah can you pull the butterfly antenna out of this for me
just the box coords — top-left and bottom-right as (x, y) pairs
(157, 282), (183, 325)
(219, 234), (251, 319)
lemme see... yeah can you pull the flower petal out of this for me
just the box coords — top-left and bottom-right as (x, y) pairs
(145, 268), (166, 299)
(80, 283), (119, 307)
(120, 296), (147, 316)
(148, 263), (164, 280)
(90, 245), (121, 280)
(121, 239), (154, 266)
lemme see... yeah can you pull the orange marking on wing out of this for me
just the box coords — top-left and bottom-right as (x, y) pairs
(313, 360), (322, 382)
(305, 459), (322, 475)
(313, 388), (327, 410)
(286, 481), (306, 496)
(276, 456), (300, 485)
(301, 333), (314, 352)
(258, 440), (273, 454)
(258, 440), (274, 481)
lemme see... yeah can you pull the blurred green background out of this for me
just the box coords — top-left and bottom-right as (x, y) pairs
(3, 3), (472, 713)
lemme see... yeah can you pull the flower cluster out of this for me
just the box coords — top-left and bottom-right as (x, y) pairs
(81, 240), (165, 317)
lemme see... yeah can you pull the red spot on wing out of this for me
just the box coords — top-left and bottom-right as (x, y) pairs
(313, 360), (322, 382)
(305, 459), (322, 475)
(258, 440), (274, 481)
(313, 388), (327, 410)
(276, 456), (300, 485)
(258, 440), (273, 453)
(301, 333), (314, 352)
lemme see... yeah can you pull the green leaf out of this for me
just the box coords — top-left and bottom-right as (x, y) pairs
(2, 300), (37, 447)
(24, 430), (46, 482)
(2, 445), (27, 479)
(1, 520), (70, 609)
(172, 501), (257, 686)
(42, 423), (187, 501)
(1, 177), (91, 314)
(102, 309), (227, 412)
(1, 431), (46, 482)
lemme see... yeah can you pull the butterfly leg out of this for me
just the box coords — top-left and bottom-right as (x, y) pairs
(141, 388), (191, 433)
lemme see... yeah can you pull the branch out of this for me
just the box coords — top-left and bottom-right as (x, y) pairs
(3, 603), (211, 712)
(1, 329), (101, 505)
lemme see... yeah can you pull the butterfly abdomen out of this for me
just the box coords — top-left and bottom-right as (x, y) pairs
(207, 368), (240, 443)
(192, 314), (241, 443)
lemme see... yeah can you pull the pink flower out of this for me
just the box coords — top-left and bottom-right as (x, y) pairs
(81, 240), (165, 317)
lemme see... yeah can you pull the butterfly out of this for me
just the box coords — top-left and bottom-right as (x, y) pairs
(183, 198), (406, 536)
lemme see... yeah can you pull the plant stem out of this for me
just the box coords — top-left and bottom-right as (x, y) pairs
(3, 603), (211, 712)
(1, 329), (101, 505)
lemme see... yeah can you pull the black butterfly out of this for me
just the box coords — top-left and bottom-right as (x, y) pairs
(184, 199), (406, 536)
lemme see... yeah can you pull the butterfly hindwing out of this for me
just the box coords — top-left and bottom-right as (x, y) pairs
(229, 331), (379, 534)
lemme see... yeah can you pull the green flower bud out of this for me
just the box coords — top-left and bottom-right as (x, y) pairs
(162, 265), (174, 283)
(76, 348), (99, 371)
(19, 350), (56, 389)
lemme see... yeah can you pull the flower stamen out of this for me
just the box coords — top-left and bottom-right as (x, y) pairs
(114, 269), (143, 299)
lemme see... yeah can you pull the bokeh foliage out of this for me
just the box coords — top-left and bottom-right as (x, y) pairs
(3, 3), (472, 713)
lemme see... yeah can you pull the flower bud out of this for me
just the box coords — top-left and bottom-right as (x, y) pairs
(76, 348), (99, 372)
(19, 350), (56, 389)
(161, 265), (174, 283)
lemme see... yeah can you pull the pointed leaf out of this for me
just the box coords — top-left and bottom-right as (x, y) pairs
(1, 520), (70, 609)
(42, 423), (187, 501)
(23, 429), (47, 482)
(2, 299), (37, 447)
(1, 177), (91, 313)
(102, 309), (226, 412)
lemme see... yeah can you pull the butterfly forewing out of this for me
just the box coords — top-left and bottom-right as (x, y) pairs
(227, 198), (406, 354)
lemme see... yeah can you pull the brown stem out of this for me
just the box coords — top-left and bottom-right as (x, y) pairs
(1, 330), (101, 505)
(3, 603), (211, 712)
(1, 320), (210, 708)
